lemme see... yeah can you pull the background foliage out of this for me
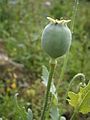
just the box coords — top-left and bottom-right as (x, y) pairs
(0, 0), (90, 120)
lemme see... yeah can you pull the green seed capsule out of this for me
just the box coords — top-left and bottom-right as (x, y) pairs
(41, 17), (72, 59)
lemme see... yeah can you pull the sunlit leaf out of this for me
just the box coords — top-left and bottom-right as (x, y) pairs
(68, 82), (90, 114)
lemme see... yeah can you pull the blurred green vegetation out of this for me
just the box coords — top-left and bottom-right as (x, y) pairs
(0, 0), (90, 119)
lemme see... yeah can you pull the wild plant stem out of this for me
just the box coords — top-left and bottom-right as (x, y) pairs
(70, 110), (78, 120)
(71, 0), (79, 33)
(56, 52), (69, 91)
(57, 0), (79, 91)
(40, 59), (56, 120)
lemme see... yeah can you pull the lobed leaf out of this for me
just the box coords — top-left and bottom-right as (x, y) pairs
(68, 82), (90, 114)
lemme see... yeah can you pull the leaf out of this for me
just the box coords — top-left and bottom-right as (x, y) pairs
(27, 108), (33, 120)
(50, 106), (60, 120)
(60, 116), (66, 120)
(14, 93), (27, 120)
(41, 65), (49, 86)
(42, 65), (58, 100)
(68, 82), (90, 114)
(68, 92), (79, 107)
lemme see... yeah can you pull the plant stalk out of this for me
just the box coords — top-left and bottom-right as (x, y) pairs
(56, 52), (69, 91)
(57, 0), (79, 91)
(70, 110), (78, 120)
(40, 59), (56, 120)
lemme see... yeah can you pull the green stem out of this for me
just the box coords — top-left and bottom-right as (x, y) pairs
(71, 0), (79, 33)
(70, 110), (78, 120)
(69, 73), (85, 88)
(40, 59), (57, 120)
(57, 0), (79, 88)
(56, 52), (69, 91)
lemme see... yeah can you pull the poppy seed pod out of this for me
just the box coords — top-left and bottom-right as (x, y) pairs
(41, 17), (72, 59)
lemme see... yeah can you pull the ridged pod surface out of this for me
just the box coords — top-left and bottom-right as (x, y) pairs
(41, 17), (72, 59)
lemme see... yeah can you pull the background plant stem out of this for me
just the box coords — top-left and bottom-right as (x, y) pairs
(56, 0), (79, 119)
(40, 59), (56, 120)
(70, 110), (78, 120)
(56, 52), (69, 91)
(57, 0), (79, 91)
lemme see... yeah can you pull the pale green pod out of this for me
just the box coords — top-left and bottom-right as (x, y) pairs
(41, 18), (72, 58)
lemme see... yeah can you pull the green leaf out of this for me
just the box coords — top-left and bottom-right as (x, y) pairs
(68, 82), (90, 114)
(42, 65), (58, 100)
(41, 65), (49, 86)
(27, 108), (33, 120)
(50, 106), (60, 120)
(60, 116), (66, 120)
(14, 93), (27, 120)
